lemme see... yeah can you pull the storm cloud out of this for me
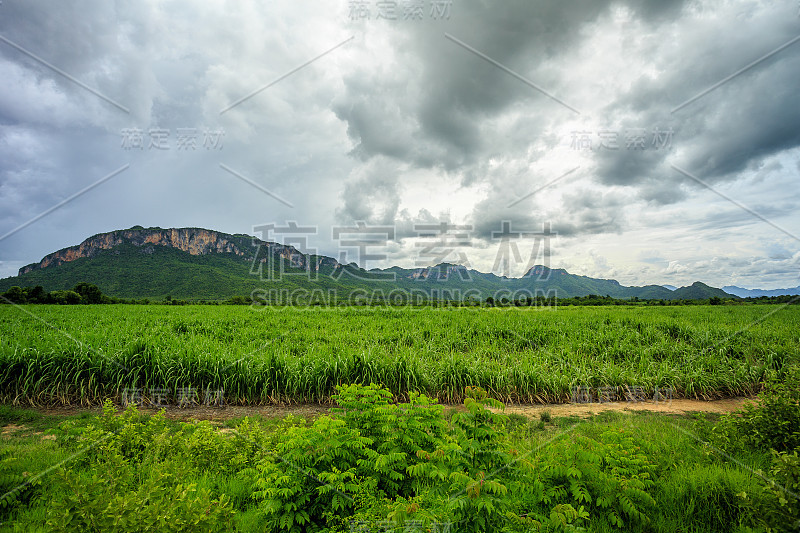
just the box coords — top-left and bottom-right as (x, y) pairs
(0, 0), (797, 288)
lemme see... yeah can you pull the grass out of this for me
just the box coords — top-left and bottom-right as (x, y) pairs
(512, 409), (773, 532)
(0, 404), (778, 532)
(1, 304), (797, 406)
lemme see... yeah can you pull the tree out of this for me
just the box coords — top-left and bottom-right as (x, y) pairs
(1, 286), (26, 304)
(25, 286), (46, 303)
(50, 290), (82, 305)
(73, 283), (105, 304)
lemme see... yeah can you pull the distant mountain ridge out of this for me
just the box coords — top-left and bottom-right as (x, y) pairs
(722, 285), (800, 298)
(2, 226), (738, 301)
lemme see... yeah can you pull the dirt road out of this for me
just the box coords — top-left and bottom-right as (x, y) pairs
(31, 397), (753, 423)
(497, 397), (751, 418)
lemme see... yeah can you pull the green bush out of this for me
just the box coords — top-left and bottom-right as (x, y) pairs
(9, 384), (777, 531)
(531, 429), (657, 530)
(713, 368), (800, 453)
(45, 401), (237, 531)
(748, 450), (800, 532)
(247, 384), (658, 532)
(249, 384), (453, 531)
(46, 467), (233, 532)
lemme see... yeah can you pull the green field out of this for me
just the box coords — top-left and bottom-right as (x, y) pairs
(1, 304), (797, 406)
(2, 304), (799, 531)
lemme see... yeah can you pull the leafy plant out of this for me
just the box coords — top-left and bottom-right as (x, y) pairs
(747, 450), (800, 532)
(46, 467), (233, 532)
(0, 447), (42, 517)
(713, 367), (800, 453)
(533, 429), (658, 530)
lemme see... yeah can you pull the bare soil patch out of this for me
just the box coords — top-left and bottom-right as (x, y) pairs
(1, 423), (26, 437)
(30, 397), (753, 423)
(497, 397), (752, 419)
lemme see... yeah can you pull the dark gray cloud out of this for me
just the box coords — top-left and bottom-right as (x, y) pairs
(0, 0), (797, 288)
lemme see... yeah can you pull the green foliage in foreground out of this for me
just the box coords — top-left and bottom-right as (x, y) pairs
(45, 404), (235, 532)
(707, 369), (800, 532)
(2, 381), (799, 532)
(712, 367), (800, 454)
(2, 304), (798, 406)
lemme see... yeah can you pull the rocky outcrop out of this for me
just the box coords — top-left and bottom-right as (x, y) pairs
(18, 226), (333, 275)
(408, 264), (469, 281)
(523, 266), (568, 277)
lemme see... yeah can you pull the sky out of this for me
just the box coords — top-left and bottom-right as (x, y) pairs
(0, 0), (798, 289)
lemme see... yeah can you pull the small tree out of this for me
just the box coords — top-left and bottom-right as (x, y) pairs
(50, 290), (82, 305)
(1, 286), (26, 304)
(20, 285), (46, 303)
(73, 283), (105, 304)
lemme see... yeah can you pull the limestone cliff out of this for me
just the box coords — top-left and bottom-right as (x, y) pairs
(18, 226), (339, 275)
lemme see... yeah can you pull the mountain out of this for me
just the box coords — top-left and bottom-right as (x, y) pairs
(3, 226), (365, 301)
(662, 285), (678, 291)
(722, 285), (800, 298)
(0, 226), (738, 301)
(668, 281), (732, 300)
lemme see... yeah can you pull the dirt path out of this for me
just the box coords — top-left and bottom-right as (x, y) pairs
(29, 397), (753, 423)
(496, 397), (752, 419)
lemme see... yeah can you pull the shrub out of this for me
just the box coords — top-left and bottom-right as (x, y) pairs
(713, 367), (800, 453)
(748, 450), (800, 532)
(46, 401), (236, 531)
(533, 429), (658, 530)
(46, 467), (233, 532)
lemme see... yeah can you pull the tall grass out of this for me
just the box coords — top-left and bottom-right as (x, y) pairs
(0, 305), (796, 405)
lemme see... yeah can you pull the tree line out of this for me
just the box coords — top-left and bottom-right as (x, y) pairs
(2, 283), (797, 306)
(1, 283), (131, 305)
